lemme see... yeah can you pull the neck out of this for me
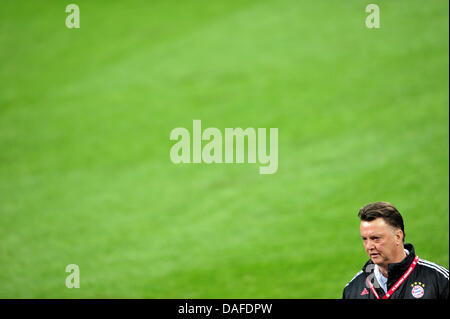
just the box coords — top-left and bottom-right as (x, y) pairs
(378, 247), (407, 278)
(379, 265), (389, 278)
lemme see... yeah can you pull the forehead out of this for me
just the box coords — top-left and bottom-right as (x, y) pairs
(360, 218), (391, 235)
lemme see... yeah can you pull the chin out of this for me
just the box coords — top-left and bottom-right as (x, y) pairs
(370, 255), (384, 264)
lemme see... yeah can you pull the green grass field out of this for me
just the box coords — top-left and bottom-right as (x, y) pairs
(0, 0), (448, 298)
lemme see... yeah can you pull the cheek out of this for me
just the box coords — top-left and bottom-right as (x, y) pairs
(376, 242), (385, 253)
(366, 241), (382, 251)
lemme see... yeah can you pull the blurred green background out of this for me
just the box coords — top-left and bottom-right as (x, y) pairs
(0, 0), (448, 298)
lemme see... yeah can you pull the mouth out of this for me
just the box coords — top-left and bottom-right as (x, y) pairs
(369, 253), (380, 258)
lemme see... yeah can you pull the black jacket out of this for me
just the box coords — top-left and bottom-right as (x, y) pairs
(343, 243), (449, 299)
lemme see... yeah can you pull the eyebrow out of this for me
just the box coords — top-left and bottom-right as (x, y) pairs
(361, 234), (382, 239)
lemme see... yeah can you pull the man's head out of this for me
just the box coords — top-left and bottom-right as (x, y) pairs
(358, 202), (406, 267)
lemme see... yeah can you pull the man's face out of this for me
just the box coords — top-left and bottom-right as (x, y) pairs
(360, 218), (402, 266)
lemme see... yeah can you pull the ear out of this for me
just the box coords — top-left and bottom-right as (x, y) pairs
(395, 229), (404, 244)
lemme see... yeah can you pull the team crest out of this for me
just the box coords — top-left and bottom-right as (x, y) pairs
(411, 282), (425, 298)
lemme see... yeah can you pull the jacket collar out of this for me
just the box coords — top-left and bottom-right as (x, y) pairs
(386, 243), (416, 288)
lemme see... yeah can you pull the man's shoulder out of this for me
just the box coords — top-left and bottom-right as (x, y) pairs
(345, 270), (365, 288)
(416, 258), (449, 281)
(344, 259), (373, 288)
(343, 269), (367, 298)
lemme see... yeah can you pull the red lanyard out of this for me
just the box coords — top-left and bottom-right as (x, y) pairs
(366, 255), (419, 299)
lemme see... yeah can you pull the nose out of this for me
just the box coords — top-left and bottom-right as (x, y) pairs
(365, 240), (376, 251)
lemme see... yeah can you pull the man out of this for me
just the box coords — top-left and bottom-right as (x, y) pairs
(343, 202), (449, 299)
